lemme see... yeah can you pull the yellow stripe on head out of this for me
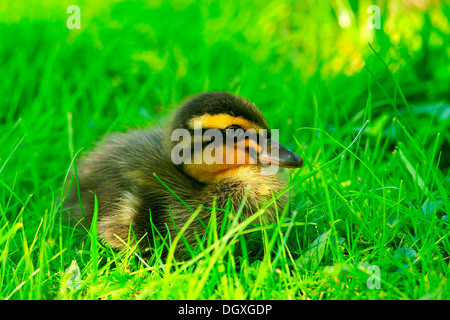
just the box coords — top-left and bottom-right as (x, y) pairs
(188, 113), (262, 130)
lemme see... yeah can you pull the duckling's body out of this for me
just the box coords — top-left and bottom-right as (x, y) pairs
(65, 92), (302, 259)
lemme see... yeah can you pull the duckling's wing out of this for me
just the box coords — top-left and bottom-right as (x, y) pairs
(64, 128), (198, 249)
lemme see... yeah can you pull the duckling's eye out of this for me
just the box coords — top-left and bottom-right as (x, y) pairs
(225, 125), (244, 137)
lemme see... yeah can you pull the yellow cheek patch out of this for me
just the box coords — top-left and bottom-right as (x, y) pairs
(188, 113), (261, 130)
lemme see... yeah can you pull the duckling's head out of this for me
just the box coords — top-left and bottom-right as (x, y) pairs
(168, 92), (303, 183)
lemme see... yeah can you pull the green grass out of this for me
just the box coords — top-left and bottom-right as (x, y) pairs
(1, 0), (449, 300)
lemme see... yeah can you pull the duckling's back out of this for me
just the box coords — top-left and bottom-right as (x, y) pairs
(64, 127), (202, 254)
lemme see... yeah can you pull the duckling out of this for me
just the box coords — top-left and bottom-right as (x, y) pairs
(65, 92), (303, 259)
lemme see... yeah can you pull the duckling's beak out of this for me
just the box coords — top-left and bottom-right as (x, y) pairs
(257, 139), (303, 169)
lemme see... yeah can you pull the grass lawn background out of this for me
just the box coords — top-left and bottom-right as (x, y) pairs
(0, 0), (449, 299)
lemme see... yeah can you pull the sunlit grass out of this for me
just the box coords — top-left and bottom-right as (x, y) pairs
(0, 0), (449, 300)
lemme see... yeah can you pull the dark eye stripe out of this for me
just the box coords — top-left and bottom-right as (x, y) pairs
(226, 125), (243, 131)
(189, 129), (265, 149)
